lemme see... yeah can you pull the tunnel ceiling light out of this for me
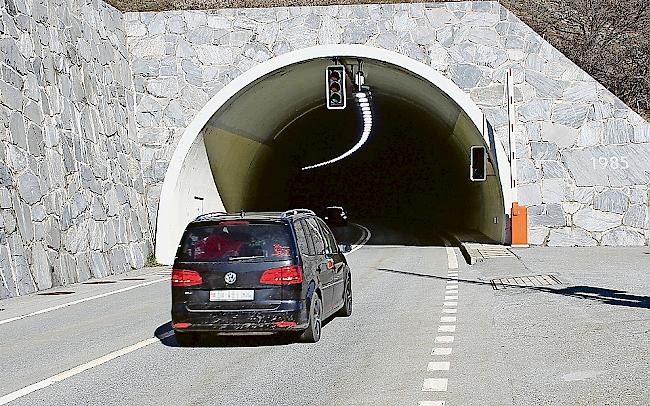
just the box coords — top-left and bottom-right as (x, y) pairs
(302, 89), (374, 171)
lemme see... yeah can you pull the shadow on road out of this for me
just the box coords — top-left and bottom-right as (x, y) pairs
(154, 319), (335, 348)
(377, 268), (650, 310)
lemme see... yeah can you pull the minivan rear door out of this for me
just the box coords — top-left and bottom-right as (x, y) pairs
(174, 220), (296, 311)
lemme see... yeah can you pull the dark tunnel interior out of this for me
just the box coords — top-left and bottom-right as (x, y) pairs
(262, 95), (473, 228)
(199, 59), (506, 244)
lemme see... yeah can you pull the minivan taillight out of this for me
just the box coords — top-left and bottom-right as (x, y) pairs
(171, 269), (202, 286)
(260, 265), (303, 285)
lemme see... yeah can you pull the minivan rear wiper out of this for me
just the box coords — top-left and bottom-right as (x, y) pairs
(228, 255), (264, 261)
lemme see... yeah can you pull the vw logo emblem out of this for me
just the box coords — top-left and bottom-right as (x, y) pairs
(224, 272), (237, 285)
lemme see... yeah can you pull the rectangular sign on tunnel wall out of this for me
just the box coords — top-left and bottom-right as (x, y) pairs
(470, 146), (487, 182)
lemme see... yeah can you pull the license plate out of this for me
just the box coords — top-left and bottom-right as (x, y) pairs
(210, 290), (254, 301)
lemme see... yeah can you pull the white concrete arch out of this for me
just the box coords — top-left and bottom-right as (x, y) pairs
(155, 44), (513, 264)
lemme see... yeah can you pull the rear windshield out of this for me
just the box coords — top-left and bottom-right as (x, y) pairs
(177, 222), (293, 262)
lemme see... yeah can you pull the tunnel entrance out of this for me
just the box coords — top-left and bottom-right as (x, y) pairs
(156, 45), (512, 264)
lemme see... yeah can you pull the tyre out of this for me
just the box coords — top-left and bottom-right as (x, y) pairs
(175, 331), (200, 347)
(299, 294), (322, 343)
(335, 278), (352, 317)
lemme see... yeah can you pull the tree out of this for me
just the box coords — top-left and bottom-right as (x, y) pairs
(501, 0), (650, 119)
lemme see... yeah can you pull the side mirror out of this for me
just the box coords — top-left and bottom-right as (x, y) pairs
(338, 243), (352, 253)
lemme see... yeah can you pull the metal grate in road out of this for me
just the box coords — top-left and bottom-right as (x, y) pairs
(466, 243), (516, 259)
(491, 274), (561, 290)
(37, 291), (76, 296)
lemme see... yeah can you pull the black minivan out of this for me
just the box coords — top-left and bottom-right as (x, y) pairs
(171, 209), (353, 345)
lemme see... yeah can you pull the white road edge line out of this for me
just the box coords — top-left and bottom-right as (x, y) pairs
(0, 330), (175, 405)
(0, 277), (169, 326)
(439, 237), (458, 270)
(349, 223), (371, 254)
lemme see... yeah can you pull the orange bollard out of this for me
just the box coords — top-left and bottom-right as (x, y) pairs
(511, 202), (529, 247)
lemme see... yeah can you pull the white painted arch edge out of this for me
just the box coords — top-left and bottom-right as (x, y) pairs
(155, 44), (513, 262)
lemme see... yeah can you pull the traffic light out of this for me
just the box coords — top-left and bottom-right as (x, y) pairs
(470, 146), (487, 181)
(326, 65), (346, 110)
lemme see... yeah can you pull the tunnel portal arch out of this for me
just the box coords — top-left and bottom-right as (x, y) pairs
(155, 44), (513, 265)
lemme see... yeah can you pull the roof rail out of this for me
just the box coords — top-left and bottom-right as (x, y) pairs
(280, 209), (315, 218)
(194, 211), (228, 221)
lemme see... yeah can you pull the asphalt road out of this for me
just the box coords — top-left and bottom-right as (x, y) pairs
(0, 222), (648, 405)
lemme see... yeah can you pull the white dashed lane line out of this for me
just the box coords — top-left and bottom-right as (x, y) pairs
(420, 239), (460, 405)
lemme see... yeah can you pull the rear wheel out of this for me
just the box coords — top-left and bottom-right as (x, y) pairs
(336, 278), (352, 317)
(300, 294), (322, 343)
(175, 331), (200, 347)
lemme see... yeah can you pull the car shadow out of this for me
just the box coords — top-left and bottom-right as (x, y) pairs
(377, 268), (650, 310)
(155, 318), (335, 348)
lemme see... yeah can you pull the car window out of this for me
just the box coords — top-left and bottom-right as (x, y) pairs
(293, 220), (310, 255)
(298, 220), (316, 255)
(316, 218), (338, 254)
(304, 217), (326, 255)
(177, 221), (292, 262)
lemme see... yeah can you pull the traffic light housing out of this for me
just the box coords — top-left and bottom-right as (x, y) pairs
(470, 146), (487, 181)
(326, 65), (346, 110)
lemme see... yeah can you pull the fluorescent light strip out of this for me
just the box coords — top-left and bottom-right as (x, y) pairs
(302, 94), (373, 170)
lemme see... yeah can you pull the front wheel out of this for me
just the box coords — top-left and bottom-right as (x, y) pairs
(336, 279), (352, 317)
(299, 294), (322, 343)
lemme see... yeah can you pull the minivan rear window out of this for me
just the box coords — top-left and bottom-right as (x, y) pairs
(177, 222), (293, 262)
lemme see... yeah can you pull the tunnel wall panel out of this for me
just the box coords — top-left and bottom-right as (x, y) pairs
(130, 1), (650, 248)
(0, 0), (153, 298)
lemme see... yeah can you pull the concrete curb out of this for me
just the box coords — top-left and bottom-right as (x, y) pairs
(443, 232), (484, 266)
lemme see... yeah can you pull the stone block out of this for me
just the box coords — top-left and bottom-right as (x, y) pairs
(542, 179), (569, 203)
(594, 189), (628, 214)
(541, 122), (578, 149)
(525, 70), (564, 98)
(528, 227), (549, 245)
(563, 82), (598, 102)
(551, 103), (589, 129)
(562, 144), (650, 187)
(31, 242), (52, 290)
(547, 228), (597, 247)
(530, 142), (558, 160)
(601, 227), (646, 246)
(9, 112), (27, 149)
(13, 194), (34, 241)
(449, 63), (482, 89)
(528, 203), (566, 227)
(577, 121), (603, 147)
(517, 158), (539, 183)
(541, 161), (569, 178)
(573, 207), (622, 232)
(518, 99), (552, 121)
(518, 183), (542, 206)
(623, 205), (649, 229)
(603, 119), (633, 145)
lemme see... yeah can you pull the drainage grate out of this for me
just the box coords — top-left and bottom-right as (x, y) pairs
(38, 291), (75, 296)
(491, 274), (561, 290)
(121, 278), (146, 281)
(82, 280), (118, 285)
(466, 243), (516, 259)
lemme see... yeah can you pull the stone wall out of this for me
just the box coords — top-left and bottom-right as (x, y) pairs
(0, 0), (152, 298)
(126, 1), (650, 248)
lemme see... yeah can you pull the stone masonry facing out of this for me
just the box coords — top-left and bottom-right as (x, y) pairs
(1, 0), (649, 298)
(0, 0), (152, 298)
